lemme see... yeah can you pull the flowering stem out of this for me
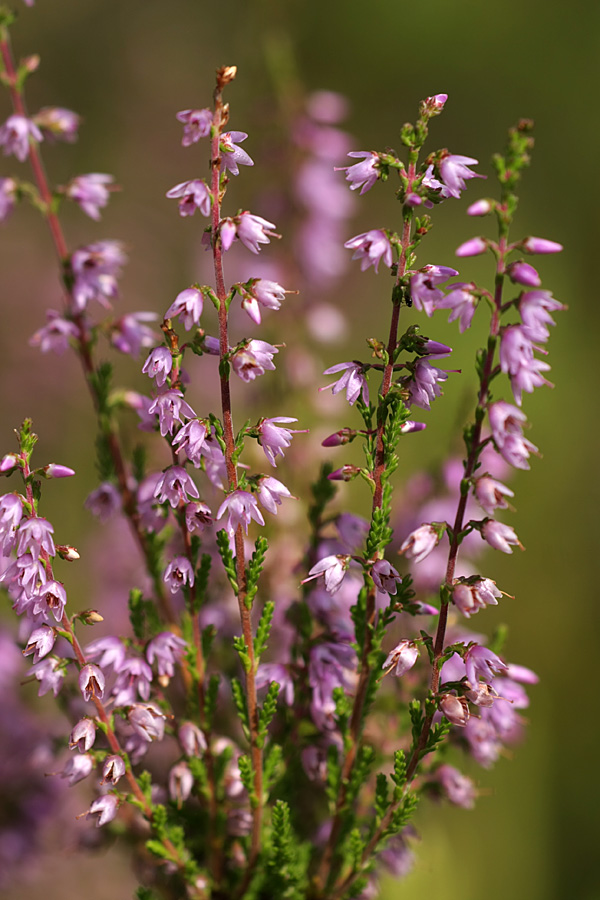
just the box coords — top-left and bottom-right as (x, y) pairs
(211, 68), (264, 883)
(0, 31), (175, 624)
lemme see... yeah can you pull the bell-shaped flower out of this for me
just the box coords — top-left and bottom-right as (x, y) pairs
(302, 554), (350, 595)
(382, 640), (419, 676)
(344, 229), (393, 273)
(217, 489), (265, 534)
(219, 131), (253, 175)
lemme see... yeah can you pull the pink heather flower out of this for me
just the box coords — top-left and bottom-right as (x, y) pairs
(344, 229), (393, 272)
(506, 663), (539, 685)
(154, 466), (200, 507)
(257, 417), (302, 466)
(421, 164), (452, 205)
(22, 625), (56, 663)
(147, 631), (187, 678)
(239, 278), (288, 324)
(522, 236), (563, 254)
(0, 176), (17, 221)
(439, 694), (470, 726)
(0, 493), (23, 552)
(169, 761), (194, 804)
(439, 154), (481, 198)
(79, 664), (106, 702)
(30, 310), (79, 354)
(85, 636), (127, 672)
(148, 389), (196, 436)
(322, 361), (369, 406)
(185, 501), (213, 534)
(336, 512), (369, 551)
(236, 212), (277, 253)
(231, 340), (278, 382)
(372, 558), (402, 594)
(42, 464), (76, 478)
(467, 198), (493, 216)
(28, 657), (64, 697)
(452, 576), (502, 618)
(481, 519), (523, 554)
(383, 640), (419, 676)
(65, 173), (114, 220)
(165, 287), (204, 330)
(142, 346), (173, 386)
(111, 311), (157, 357)
(410, 264), (458, 316)
(86, 794), (119, 827)
(500, 325), (552, 406)
(399, 524), (441, 564)
(455, 236), (487, 257)
(302, 554), (350, 594)
(69, 718), (96, 752)
(488, 401), (538, 469)
(85, 482), (122, 522)
(407, 359), (448, 410)
(70, 240), (126, 311)
(17, 516), (55, 557)
(425, 93), (448, 112)
(176, 108), (213, 146)
(474, 475), (514, 516)
(435, 281), (478, 332)
(217, 490), (265, 534)
(166, 179), (212, 217)
(128, 703), (166, 742)
(519, 290), (566, 342)
(507, 260), (541, 287)
(179, 721), (207, 757)
(256, 663), (295, 706)
(61, 753), (94, 785)
(172, 419), (208, 466)
(465, 645), (508, 686)
(257, 476), (294, 515)
(112, 657), (153, 706)
(0, 114), (42, 161)
(33, 106), (80, 142)
(163, 556), (195, 594)
(220, 218), (237, 251)
(219, 131), (253, 174)
(337, 151), (379, 194)
(437, 764), (476, 809)
(102, 755), (126, 785)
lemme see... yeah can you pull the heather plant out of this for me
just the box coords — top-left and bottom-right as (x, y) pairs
(0, 3), (566, 898)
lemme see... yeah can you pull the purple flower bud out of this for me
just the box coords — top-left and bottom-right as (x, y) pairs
(507, 260), (541, 287)
(399, 420), (427, 434)
(42, 463), (76, 478)
(481, 519), (523, 554)
(328, 465), (361, 481)
(423, 93), (448, 113)
(79, 664), (106, 702)
(522, 236), (563, 254)
(102, 755), (126, 785)
(69, 717), (96, 752)
(23, 625), (56, 663)
(382, 640), (419, 676)
(467, 198), (493, 216)
(455, 236), (487, 257)
(405, 192), (422, 207)
(85, 793), (119, 827)
(0, 453), (18, 472)
(322, 428), (357, 447)
(165, 287), (204, 330)
(439, 694), (470, 726)
(506, 663), (539, 685)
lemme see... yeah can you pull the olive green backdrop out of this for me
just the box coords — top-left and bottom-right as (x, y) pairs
(1, 1), (597, 898)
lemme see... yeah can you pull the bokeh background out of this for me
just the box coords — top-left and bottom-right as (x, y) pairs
(0, 0), (597, 898)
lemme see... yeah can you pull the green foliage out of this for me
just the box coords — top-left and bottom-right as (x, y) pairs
(191, 553), (212, 614)
(204, 673), (220, 728)
(233, 634), (252, 674)
(346, 744), (376, 804)
(308, 462), (337, 535)
(216, 528), (238, 592)
(258, 681), (280, 748)
(246, 535), (268, 609)
(237, 754), (256, 805)
(264, 800), (309, 899)
(128, 588), (161, 641)
(231, 676), (250, 738)
(131, 443), (147, 483)
(255, 600), (275, 660)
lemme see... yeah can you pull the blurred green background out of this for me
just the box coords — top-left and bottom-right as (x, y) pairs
(0, 0), (597, 898)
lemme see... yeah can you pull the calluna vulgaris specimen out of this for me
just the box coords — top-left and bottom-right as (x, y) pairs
(0, 3), (565, 898)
